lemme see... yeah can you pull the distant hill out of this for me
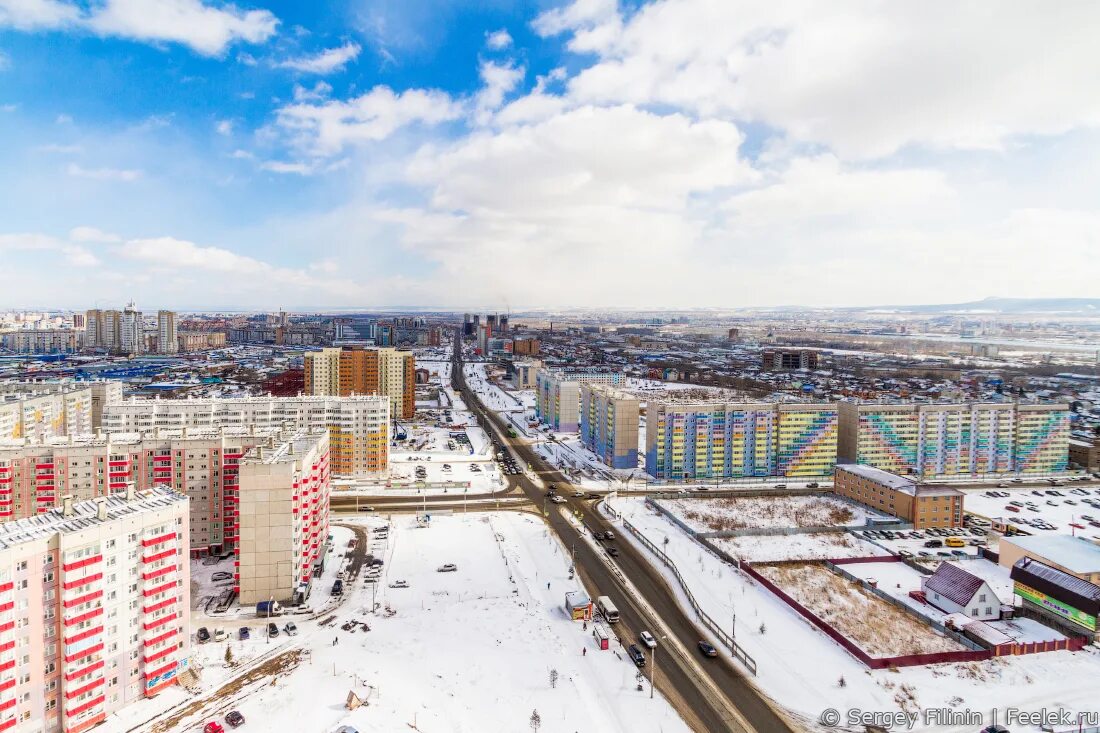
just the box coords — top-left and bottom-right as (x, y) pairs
(867, 297), (1100, 314)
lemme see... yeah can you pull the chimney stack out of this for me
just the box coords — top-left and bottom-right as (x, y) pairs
(94, 497), (108, 521)
(61, 494), (75, 517)
(125, 482), (136, 502)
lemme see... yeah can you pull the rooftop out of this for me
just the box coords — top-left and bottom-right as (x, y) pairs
(0, 486), (186, 550)
(1005, 534), (1100, 574)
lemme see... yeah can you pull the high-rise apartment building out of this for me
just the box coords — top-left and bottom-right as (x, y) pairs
(85, 305), (144, 355)
(304, 346), (414, 419)
(535, 369), (624, 432)
(579, 384), (640, 469)
(118, 303), (142, 356)
(837, 401), (1069, 477)
(237, 432), (330, 604)
(0, 486), (190, 733)
(156, 311), (177, 354)
(103, 395), (389, 475)
(645, 400), (838, 480)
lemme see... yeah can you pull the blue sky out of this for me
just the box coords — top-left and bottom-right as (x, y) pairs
(2, 0), (1099, 310)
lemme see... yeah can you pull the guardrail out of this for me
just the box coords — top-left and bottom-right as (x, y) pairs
(622, 517), (757, 676)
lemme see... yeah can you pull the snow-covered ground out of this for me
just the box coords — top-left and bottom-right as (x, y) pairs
(105, 513), (692, 733)
(713, 532), (891, 562)
(656, 495), (891, 533)
(609, 495), (1100, 731)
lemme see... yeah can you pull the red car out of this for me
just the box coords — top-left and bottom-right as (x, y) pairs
(203, 723), (224, 733)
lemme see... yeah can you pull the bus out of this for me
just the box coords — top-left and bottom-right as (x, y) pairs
(596, 595), (619, 623)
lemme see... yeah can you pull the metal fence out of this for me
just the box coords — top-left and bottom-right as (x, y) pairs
(622, 518), (757, 675)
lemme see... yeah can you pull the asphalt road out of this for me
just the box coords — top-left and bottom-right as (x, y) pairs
(452, 336), (795, 733)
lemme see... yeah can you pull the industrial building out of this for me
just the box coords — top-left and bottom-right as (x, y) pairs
(579, 384), (640, 470)
(837, 401), (1071, 477)
(832, 464), (963, 528)
(645, 400), (839, 480)
(0, 486), (190, 733)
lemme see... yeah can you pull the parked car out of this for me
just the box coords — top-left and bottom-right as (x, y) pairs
(698, 641), (719, 657)
(238, 627), (250, 641)
(284, 622), (298, 636)
(225, 710), (245, 728)
(370, 558), (384, 567)
(550, 495), (566, 504)
(197, 627), (211, 643)
(603, 530), (616, 541)
(267, 622), (279, 637)
(389, 580), (409, 588)
(211, 571), (233, 581)
(332, 579), (344, 596)
(639, 631), (657, 648)
(806, 482), (819, 489)
(606, 547), (620, 558)
(437, 564), (458, 572)
(213, 629), (227, 642)
(203, 723), (225, 733)
(627, 644), (646, 667)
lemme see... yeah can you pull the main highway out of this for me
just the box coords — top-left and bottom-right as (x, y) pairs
(450, 333), (796, 733)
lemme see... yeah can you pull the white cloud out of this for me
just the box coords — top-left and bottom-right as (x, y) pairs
(66, 163), (143, 181)
(473, 60), (524, 124)
(1, 103), (18, 112)
(230, 149), (255, 160)
(540, 0), (1100, 157)
(87, 0), (279, 57)
(279, 41), (360, 74)
(0, 231), (100, 268)
(215, 119), (233, 136)
(0, 0), (79, 30)
(292, 80), (332, 102)
(485, 28), (512, 49)
(69, 226), (122, 243)
(260, 160), (315, 175)
(34, 143), (81, 153)
(274, 85), (462, 156)
(55, 113), (72, 124)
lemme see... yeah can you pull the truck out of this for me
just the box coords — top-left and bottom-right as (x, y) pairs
(596, 595), (619, 623)
(256, 600), (282, 617)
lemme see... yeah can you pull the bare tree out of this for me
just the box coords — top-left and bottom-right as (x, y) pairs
(549, 669), (559, 689)
(529, 710), (541, 732)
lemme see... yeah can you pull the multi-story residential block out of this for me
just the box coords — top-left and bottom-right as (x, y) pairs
(156, 311), (177, 355)
(535, 369), (624, 432)
(0, 486), (189, 733)
(645, 400), (837, 480)
(1070, 434), (1100, 472)
(762, 349), (819, 370)
(579, 384), (640, 470)
(176, 332), (227, 352)
(833, 464), (963, 528)
(838, 401), (1069, 477)
(304, 346), (414, 419)
(0, 329), (82, 354)
(237, 432), (330, 604)
(0, 384), (94, 441)
(118, 304), (143, 357)
(103, 395), (389, 475)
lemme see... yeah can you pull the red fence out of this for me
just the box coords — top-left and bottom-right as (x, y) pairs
(740, 562), (991, 669)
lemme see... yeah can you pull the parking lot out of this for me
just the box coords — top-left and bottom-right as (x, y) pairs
(856, 520), (991, 560)
(962, 481), (1100, 541)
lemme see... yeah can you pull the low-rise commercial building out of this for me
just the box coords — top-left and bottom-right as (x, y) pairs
(1011, 557), (1100, 635)
(0, 486), (190, 733)
(833, 464), (963, 528)
(999, 535), (1100, 585)
(580, 384), (640, 470)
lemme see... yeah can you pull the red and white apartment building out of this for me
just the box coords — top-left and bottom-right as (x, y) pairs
(0, 486), (189, 733)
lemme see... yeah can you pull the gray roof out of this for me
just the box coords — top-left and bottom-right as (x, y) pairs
(925, 562), (989, 606)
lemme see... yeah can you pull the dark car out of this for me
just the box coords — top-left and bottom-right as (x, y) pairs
(267, 622), (279, 637)
(627, 644), (646, 667)
(370, 558), (384, 567)
(211, 571), (233, 581)
(238, 627), (250, 641)
(225, 710), (245, 728)
(606, 547), (620, 558)
(698, 641), (719, 657)
(197, 627), (211, 643)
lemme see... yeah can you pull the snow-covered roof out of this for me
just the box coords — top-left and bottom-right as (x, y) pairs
(1006, 535), (1100, 575)
(924, 562), (989, 607)
(836, 464), (916, 491)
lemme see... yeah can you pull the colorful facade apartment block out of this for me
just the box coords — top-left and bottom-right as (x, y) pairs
(579, 384), (640, 470)
(838, 401), (1069, 477)
(645, 401), (838, 480)
(535, 369), (623, 432)
(103, 394), (389, 476)
(0, 487), (189, 733)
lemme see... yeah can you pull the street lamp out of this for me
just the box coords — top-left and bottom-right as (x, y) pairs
(650, 634), (668, 699)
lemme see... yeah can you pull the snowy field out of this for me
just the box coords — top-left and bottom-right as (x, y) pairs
(657, 495), (889, 533)
(104, 513), (691, 733)
(755, 562), (967, 656)
(609, 495), (1100, 731)
(713, 531), (890, 562)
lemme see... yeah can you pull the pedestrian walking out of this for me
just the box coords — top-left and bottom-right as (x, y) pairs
(582, 647), (587, 657)
(582, 621), (587, 631)
(547, 581), (551, 589)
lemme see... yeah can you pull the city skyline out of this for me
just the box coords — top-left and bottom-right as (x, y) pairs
(2, 1), (1100, 310)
